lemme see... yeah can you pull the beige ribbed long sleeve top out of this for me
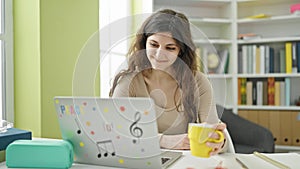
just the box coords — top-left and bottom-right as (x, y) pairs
(111, 71), (220, 135)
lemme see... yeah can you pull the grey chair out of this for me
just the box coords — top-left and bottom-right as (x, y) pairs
(216, 105), (275, 154)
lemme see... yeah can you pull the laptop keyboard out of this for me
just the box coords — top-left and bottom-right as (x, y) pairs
(161, 157), (171, 164)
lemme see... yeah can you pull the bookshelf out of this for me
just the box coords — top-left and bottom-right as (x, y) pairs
(149, 0), (300, 151)
(237, 0), (300, 151)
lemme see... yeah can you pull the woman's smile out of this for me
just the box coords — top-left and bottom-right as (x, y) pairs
(146, 32), (180, 70)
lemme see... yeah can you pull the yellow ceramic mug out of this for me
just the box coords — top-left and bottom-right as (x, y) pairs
(188, 123), (224, 158)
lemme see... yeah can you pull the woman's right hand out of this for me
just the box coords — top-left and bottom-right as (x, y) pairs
(160, 134), (190, 150)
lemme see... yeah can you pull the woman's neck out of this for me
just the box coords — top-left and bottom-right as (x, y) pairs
(143, 69), (181, 110)
(147, 69), (176, 84)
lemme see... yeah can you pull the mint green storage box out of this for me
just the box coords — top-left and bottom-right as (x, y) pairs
(6, 140), (74, 169)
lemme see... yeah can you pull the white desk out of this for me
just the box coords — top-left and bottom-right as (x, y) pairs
(1, 151), (300, 169)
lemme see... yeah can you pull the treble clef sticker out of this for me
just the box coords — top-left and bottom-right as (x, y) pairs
(129, 111), (143, 144)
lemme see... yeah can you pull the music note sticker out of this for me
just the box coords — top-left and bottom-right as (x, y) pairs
(96, 140), (116, 158)
(103, 123), (113, 132)
(129, 111), (143, 144)
(75, 118), (82, 134)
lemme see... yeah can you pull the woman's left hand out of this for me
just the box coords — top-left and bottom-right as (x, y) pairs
(206, 122), (227, 156)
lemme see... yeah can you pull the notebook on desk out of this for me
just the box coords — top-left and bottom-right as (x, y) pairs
(236, 152), (300, 169)
(54, 96), (182, 169)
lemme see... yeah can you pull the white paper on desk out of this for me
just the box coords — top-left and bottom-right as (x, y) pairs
(236, 153), (300, 169)
(170, 152), (241, 169)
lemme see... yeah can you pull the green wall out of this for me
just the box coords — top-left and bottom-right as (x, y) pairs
(14, 0), (41, 136)
(14, 0), (99, 138)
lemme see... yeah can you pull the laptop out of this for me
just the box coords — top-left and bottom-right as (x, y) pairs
(54, 96), (182, 169)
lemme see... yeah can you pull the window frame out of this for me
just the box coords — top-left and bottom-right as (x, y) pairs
(0, 0), (14, 122)
(99, 0), (131, 98)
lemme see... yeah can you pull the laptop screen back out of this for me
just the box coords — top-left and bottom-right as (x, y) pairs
(54, 96), (165, 169)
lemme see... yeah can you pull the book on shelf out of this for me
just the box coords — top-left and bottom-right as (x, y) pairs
(269, 47), (275, 73)
(252, 45), (257, 74)
(262, 81), (268, 105)
(245, 79), (259, 106)
(238, 78), (242, 105)
(256, 81), (263, 106)
(241, 45), (247, 74)
(238, 50), (243, 74)
(292, 42), (298, 73)
(238, 78), (247, 105)
(280, 82), (286, 106)
(285, 78), (291, 106)
(252, 80), (257, 105)
(265, 45), (270, 74)
(286, 42), (293, 73)
(246, 81), (253, 105)
(247, 45), (253, 74)
(297, 42), (300, 73)
(274, 49), (281, 73)
(238, 77), (292, 106)
(242, 78), (247, 105)
(259, 45), (265, 74)
(279, 49), (286, 73)
(238, 42), (300, 74)
(255, 46), (260, 74)
(274, 81), (281, 106)
(267, 77), (275, 106)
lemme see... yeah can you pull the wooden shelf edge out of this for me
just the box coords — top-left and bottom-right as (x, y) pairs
(190, 17), (231, 23)
(237, 73), (300, 78)
(237, 105), (300, 111)
(238, 14), (300, 24)
(238, 37), (300, 44)
(275, 145), (300, 151)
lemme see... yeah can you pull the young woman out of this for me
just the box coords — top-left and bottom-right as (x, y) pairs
(109, 9), (228, 155)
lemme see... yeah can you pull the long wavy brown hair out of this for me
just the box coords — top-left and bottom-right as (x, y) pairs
(109, 9), (200, 123)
